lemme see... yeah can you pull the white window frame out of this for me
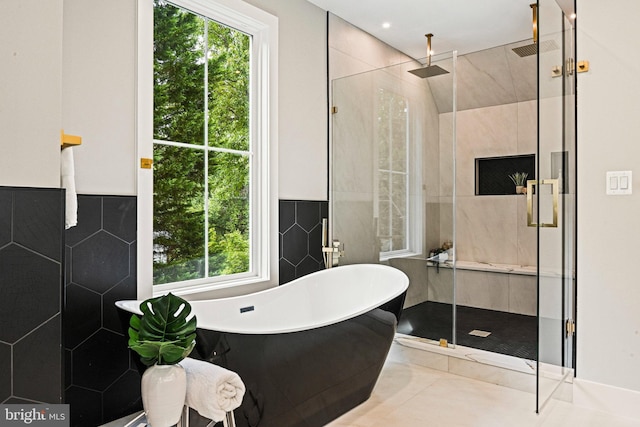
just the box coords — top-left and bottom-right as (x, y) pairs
(136, 0), (278, 299)
(374, 86), (423, 262)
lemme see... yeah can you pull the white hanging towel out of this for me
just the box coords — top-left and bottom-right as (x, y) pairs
(181, 357), (246, 422)
(60, 147), (77, 229)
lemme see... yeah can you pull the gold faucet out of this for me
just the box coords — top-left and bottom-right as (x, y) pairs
(322, 240), (344, 268)
(321, 218), (344, 268)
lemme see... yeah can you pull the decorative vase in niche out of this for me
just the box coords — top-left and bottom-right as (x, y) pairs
(516, 185), (526, 194)
(141, 364), (187, 427)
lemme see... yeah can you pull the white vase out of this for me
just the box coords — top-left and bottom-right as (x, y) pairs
(141, 364), (187, 427)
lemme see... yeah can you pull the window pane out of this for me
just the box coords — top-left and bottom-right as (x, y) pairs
(154, 1), (205, 145)
(377, 88), (410, 256)
(151, 0), (259, 289)
(153, 145), (206, 284)
(207, 21), (250, 151)
(208, 151), (250, 276)
(391, 173), (407, 251)
(391, 97), (407, 172)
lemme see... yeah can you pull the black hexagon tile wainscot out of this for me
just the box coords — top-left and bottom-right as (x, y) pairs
(1, 190), (329, 424)
(279, 200), (328, 284)
(65, 195), (139, 427)
(0, 187), (64, 405)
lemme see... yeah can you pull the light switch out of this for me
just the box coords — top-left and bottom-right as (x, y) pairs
(620, 176), (629, 189)
(606, 171), (632, 195)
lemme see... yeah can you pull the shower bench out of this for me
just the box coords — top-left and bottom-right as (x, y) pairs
(390, 257), (539, 316)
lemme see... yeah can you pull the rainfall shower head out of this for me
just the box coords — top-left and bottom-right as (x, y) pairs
(511, 3), (560, 57)
(408, 33), (449, 78)
(512, 39), (560, 57)
(408, 64), (449, 78)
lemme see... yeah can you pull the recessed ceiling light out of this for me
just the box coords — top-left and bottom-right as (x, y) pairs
(382, 22), (391, 29)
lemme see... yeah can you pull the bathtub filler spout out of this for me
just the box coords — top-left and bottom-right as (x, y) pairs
(321, 218), (344, 268)
(322, 239), (344, 268)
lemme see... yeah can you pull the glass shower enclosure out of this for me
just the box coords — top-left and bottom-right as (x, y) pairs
(329, 0), (578, 414)
(330, 51), (457, 345)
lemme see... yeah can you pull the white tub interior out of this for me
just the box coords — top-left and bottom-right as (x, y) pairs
(117, 264), (408, 335)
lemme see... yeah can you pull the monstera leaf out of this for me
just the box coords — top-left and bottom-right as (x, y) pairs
(128, 293), (197, 366)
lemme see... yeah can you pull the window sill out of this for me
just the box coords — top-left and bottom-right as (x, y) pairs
(153, 275), (276, 301)
(380, 250), (422, 262)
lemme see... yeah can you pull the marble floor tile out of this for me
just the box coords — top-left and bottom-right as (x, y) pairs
(327, 343), (640, 427)
(104, 344), (640, 427)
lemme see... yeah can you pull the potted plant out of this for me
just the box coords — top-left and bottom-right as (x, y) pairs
(508, 172), (529, 194)
(128, 293), (197, 427)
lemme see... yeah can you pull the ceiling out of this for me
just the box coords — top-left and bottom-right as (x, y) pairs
(306, 0), (536, 59)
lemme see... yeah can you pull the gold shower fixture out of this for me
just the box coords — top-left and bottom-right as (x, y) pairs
(512, 2), (558, 57)
(408, 33), (449, 78)
(531, 3), (538, 44)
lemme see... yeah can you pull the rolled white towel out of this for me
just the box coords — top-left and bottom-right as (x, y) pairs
(181, 357), (246, 422)
(60, 147), (77, 229)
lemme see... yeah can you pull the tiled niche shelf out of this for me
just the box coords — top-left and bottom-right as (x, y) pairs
(475, 154), (535, 195)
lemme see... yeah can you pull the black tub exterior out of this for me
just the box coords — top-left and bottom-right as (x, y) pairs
(194, 292), (405, 427)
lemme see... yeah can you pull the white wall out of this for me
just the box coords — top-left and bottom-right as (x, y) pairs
(62, 0), (137, 196)
(0, 0), (63, 188)
(243, 0), (328, 201)
(577, 0), (640, 392)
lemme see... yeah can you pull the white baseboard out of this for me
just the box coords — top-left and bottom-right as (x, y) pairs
(573, 378), (640, 421)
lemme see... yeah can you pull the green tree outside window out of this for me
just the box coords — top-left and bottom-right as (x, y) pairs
(153, 1), (251, 285)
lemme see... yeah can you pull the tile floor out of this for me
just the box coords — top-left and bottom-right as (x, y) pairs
(325, 343), (640, 427)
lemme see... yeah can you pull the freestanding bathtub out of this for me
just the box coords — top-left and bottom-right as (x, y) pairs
(117, 263), (408, 427)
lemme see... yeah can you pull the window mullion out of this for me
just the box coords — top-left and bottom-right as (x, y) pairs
(203, 19), (210, 279)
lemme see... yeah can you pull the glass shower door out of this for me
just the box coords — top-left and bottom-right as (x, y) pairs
(535, 0), (577, 412)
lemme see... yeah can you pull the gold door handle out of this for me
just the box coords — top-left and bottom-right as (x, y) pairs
(527, 179), (559, 227)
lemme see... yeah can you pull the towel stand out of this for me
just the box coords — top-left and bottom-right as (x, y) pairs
(222, 411), (236, 427)
(120, 406), (236, 426)
(178, 406), (236, 427)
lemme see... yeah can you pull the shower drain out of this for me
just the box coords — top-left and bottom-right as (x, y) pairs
(468, 329), (492, 338)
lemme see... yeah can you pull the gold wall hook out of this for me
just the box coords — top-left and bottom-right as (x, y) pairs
(60, 129), (82, 149)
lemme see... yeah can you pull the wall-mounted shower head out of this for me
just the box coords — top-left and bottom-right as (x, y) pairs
(408, 33), (449, 78)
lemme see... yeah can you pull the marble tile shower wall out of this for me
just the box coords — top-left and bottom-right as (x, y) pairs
(0, 187), (64, 404)
(439, 100), (537, 266)
(279, 200), (328, 284)
(64, 195), (139, 426)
